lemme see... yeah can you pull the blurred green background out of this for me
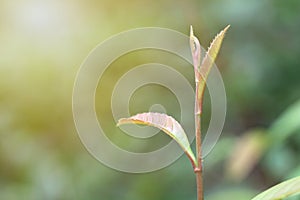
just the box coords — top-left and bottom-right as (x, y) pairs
(1, 0), (300, 199)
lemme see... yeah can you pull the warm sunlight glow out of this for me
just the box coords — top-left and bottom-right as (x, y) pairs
(10, 0), (71, 36)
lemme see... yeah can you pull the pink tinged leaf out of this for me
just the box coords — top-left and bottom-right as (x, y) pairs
(190, 25), (201, 72)
(117, 112), (197, 168)
(200, 25), (230, 82)
(195, 25), (230, 108)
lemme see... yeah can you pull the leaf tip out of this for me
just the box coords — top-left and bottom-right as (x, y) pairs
(190, 25), (194, 38)
(116, 119), (122, 127)
(189, 26), (201, 68)
(116, 118), (126, 127)
(224, 24), (231, 31)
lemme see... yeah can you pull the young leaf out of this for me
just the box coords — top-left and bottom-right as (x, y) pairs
(251, 176), (300, 200)
(200, 25), (230, 80)
(196, 25), (230, 102)
(192, 26), (230, 115)
(117, 112), (197, 168)
(190, 25), (201, 70)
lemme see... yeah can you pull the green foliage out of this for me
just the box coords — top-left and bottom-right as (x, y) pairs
(226, 99), (300, 181)
(251, 176), (300, 200)
(269, 100), (300, 145)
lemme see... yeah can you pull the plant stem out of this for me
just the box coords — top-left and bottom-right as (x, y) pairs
(190, 24), (229, 200)
(190, 25), (204, 200)
(195, 81), (203, 200)
(196, 168), (203, 200)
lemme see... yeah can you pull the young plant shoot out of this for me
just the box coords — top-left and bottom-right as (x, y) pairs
(117, 25), (229, 200)
(117, 26), (300, 200)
